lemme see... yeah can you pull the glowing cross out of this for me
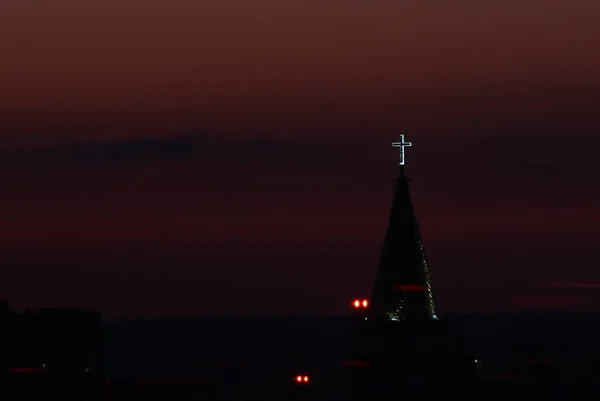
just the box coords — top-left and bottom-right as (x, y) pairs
(392, 134), (412, 166)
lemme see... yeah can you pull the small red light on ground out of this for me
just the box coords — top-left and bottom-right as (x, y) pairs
(9, 367), (44, 374)
(362, 299), (368, 308)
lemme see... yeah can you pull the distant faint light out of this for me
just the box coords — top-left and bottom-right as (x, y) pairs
(432, 314), (439, 320)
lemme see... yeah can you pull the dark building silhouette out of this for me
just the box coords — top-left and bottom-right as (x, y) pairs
(0, 302), (104, 400)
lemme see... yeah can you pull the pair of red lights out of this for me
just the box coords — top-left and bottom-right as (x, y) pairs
(352, 299), (369, 309)
(295, 375), (309, 384)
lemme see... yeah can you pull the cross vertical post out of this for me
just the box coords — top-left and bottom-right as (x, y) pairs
(392, 134), (412, 166)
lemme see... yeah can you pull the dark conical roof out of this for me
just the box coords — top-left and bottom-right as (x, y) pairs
(369, 166), (438, 322)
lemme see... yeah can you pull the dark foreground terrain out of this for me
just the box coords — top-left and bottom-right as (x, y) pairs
(4, 312), (600, 400)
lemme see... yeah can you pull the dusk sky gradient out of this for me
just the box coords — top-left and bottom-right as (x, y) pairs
(1, 0), (599, 317)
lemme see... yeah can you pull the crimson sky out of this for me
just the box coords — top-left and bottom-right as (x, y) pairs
(1, 0), (599, 317)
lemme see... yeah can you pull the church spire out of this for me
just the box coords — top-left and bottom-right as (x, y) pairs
(369, 135), (438, 322)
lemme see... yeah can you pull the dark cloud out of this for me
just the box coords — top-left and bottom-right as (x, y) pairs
(0, 134), (340, 172)
(2, 129), (598, 180)
(2, 130), (598, 209)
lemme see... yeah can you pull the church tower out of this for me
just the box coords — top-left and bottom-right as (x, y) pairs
(369, 135), (438, 322)
(344, 138), (475, 385)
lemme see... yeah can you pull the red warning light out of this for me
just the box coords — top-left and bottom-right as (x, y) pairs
(295, 374), (310, 384)
(352, 299), (369, 309)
